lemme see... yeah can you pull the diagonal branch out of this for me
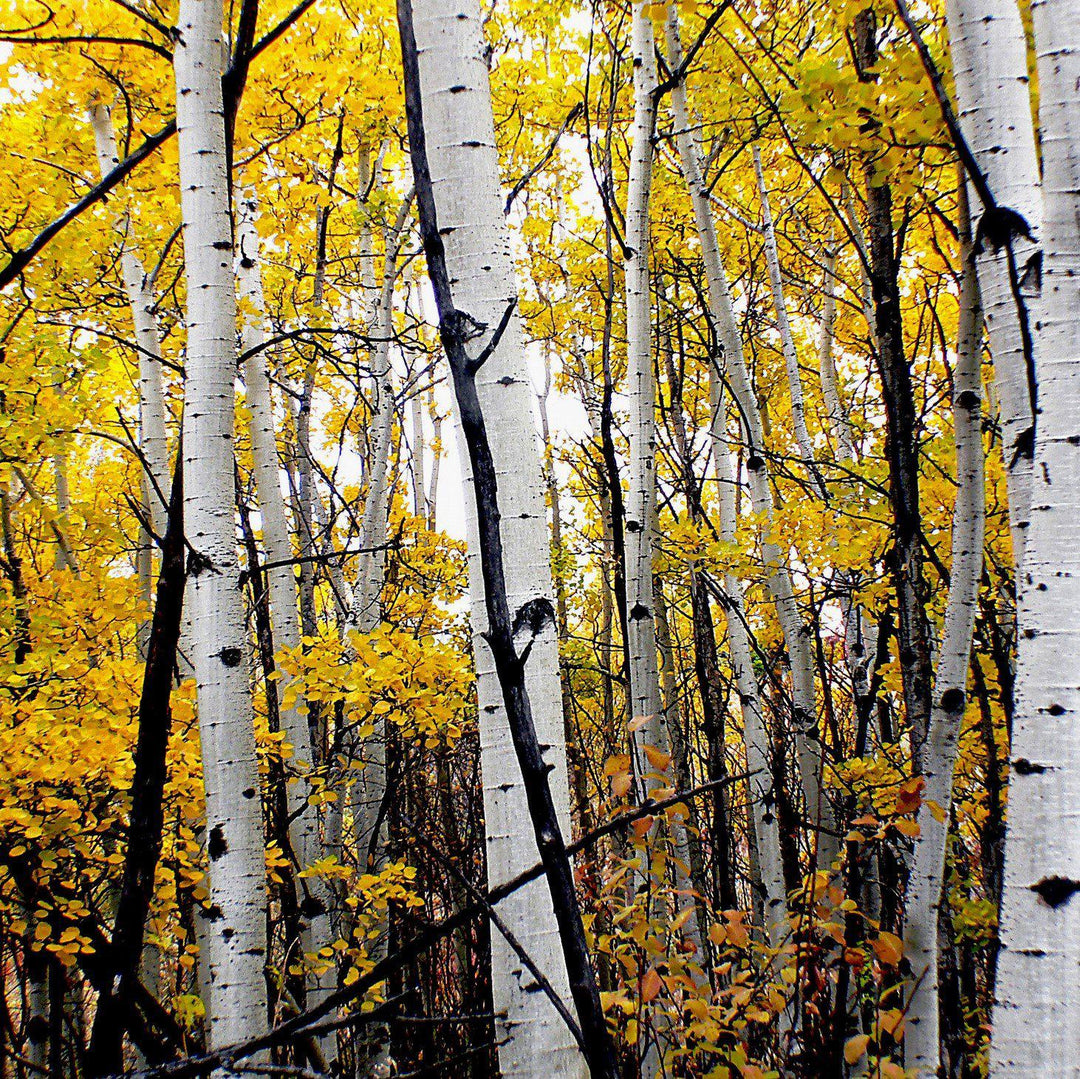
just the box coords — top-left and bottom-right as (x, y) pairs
(0, 0), (317, 292)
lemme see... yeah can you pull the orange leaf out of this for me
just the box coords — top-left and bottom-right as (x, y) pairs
(894, 776), (926, 815)
(878, 1007), (905, 1039)
(844, 1033), (870, 1065)
(724, 911), (749, 948)
(843, 947), (865, 970)
(640, 967), (662, 1004)
(611, 772), (632, 798)
(643, 745), (672, 772)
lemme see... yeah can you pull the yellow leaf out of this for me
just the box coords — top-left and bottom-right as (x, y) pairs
(604, 754), (631, 777)
(872, 931), (903, 967)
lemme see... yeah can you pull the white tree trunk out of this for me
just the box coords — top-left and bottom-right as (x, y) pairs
(352, 193), (412, 633)
(903, 194), (985, 1075)
(235, 193), (335, 1053)
(944, 0), (1040, 571)
(990, 2), (1080, 1073)
(409, 388), (427, 521)
(817, 246), (857, 465)
(409, 2), (584, 1074)
(89, 101), (172, 654)
(624, 1), (671, 789)
(752, 146), (822, 494)
(174, 1), (267, 1048)
(816, 244), (881, 727)
(709, 370), (787, 939)
(665, 7), (836, 865)
(350, 193), (410, 924)
(88, 102), (172, 538)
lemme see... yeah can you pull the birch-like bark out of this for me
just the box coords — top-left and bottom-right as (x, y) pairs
(404, 1), (585, 1074)
(816, 245), (881, 720)
(409, 389), (426, 521)
(903, 188), (985, 1075)
(621, 19), (687, 1063)
(665, 8), (836, 864)
(88, 103), (171, 539)
(352, 193), (412, 633)
(752, 146), (823, 495)
(623, 1), (669, 786)
(944, 0), (1039, 571)
(173, 1), (267, 1047)
(235, 193), (335, 1050)
(990, 3), (1080, 1073)
(817, 246), (857, 466)
(89, 102), (171, 654)
(350, 193), (411, 897)
(427, 390), (442, 528)
(709, 371), (787, 938)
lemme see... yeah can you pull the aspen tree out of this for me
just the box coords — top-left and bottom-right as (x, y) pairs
(174, 0), (267, 1046)
(944, 0), (1040, 569)
(623, 0), (669, 787)
(904, 186), (985, 1076)
(991, 1), (1080, 1072)
(87, 103), (170, 540)
(665, 6), (837, 868)
(398, 0), (589, 1073)
(235, 193), (335, 1057)
(752, 146), (824, 496)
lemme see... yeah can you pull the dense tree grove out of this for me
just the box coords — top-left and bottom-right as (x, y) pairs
(0, 0), (1076, 1074)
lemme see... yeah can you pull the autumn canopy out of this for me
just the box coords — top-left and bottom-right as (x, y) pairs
(0, 0), (1076, 1076)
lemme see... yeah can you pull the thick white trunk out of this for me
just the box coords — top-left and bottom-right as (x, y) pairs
(173, 1), (267, 1047)
(623, 2), (669, 790)
(944, 0), (1040, 570)
(410, 2), (584, 1074)
(665, 8), (836, 865)
(235, 194), (335, 1049)
(990, 2), (1080, 1073)
(903, 199), (985, 1075)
